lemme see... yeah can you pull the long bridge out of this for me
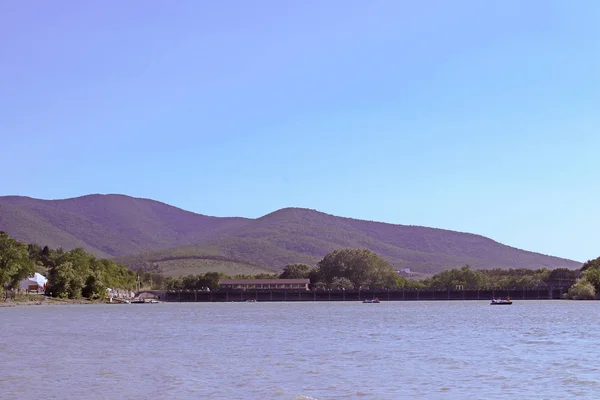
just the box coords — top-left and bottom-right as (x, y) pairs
(135, 287), (569, 302)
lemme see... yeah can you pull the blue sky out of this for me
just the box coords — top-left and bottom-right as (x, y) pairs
(1, 0), (599, 262)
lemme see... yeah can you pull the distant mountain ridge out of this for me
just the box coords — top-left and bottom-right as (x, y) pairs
(0, 194), (581, 274)
(0, 194), (248, 258)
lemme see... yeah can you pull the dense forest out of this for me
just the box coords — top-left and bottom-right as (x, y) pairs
(2, 232), (598, 300)
(0, 231), (135, 299)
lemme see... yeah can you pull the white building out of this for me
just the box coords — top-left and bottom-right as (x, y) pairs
(19, 273), (48, 292)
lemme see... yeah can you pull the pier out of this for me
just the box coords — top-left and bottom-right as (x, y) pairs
(139, 287), (569, 302)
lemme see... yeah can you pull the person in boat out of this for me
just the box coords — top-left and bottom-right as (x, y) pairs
(506, 296), (510, 301)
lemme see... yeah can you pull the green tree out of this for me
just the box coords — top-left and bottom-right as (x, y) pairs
(308, 267), (321, 288)
(49, 248), (99, 298)
(39, 245), (56, 268)
(168, 272), (225, 291)
(317, 249), (350, 288)
(582, 267), (600, 292)
(181, 274), (201, 290)
(366, 256), (398, 288)
(165, 277), (183, 291)
(581, 257), (600, 272)
(317, 248), (396, 289)
(545, 268), (577, 287)
(48, 261), (85, 299)
(331, 277), (354, 290)
(0, 232), (35, 297)
(27, 243), (42, 263)
(82, 269), (106, 299)
(280, 264), (311, 279)
(391, 274), (411, 289)
(57, 248), (92, 278)
(566, 278), (596, 300)
(427, 265), (486, 290)
(343, 250), (381, 289)
(202, 272), (224, 290)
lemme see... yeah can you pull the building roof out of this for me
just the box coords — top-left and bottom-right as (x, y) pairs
(219, 279), (310, 285)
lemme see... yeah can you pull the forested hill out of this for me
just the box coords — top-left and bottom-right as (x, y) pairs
(0, 194), (581, 274)
(0, 194), (248, 258)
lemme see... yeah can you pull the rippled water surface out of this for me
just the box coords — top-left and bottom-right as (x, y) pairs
(1, 301), (599, 399)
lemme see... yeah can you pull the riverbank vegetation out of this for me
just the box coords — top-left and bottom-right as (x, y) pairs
(1, 232), (135, 300)
(0, 232), (35, 298)
(423, 265), (579, 291)
(563, 257), (600, 300)
(155, 250), (589, 297)
(1, 232), (594, 300)
(158, 249), (584, 293)
(44, 248), (136, 299)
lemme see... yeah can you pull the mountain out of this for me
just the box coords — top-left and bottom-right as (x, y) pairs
(0, 194), (581, 275)
(0, 194), (248, 258)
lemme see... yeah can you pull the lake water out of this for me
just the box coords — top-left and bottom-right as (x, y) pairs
(1, 301), (599, 399)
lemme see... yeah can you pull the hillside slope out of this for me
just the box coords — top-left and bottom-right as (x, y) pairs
(122, 207), (579, 274)
(0, 194), (248, 257)
(0, 195), (581, 274)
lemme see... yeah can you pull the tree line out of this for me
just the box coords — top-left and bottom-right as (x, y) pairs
(163, 249), (590, 296)
(422, 265), (579, 291)
(277, 253), (582, 291)
(0, 232), (135, 299)
(2, 230), (597, 300)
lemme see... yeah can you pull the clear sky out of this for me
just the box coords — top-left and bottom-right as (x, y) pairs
(1, 0), (598, 262)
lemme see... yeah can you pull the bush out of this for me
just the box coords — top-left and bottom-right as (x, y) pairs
(566, 278), (596, 300)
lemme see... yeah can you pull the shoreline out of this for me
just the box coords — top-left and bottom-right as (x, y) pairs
(0, 296), (105, 307)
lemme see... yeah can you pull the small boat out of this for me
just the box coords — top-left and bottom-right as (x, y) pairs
(363, 298), (380, 303)
(245, 299), (257, 303)
(131, 298), (159, 304)
(490, 298), (512, 305)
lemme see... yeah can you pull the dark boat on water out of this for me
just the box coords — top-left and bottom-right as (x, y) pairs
(363, 298), (380, 303)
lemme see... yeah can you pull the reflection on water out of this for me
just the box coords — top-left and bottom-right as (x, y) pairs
(1, 301), (599, 399)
